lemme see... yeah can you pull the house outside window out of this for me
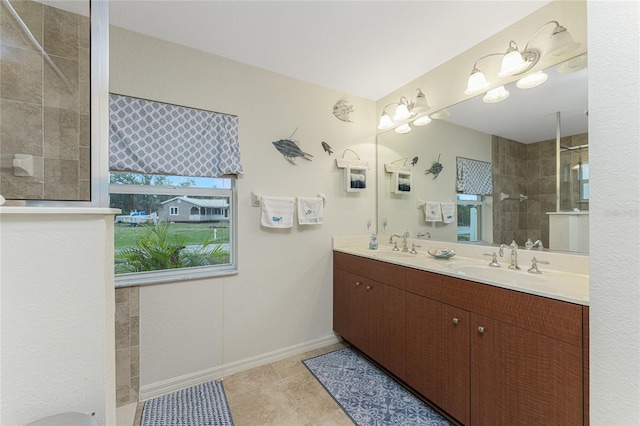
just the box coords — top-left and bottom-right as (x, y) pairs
(110, 173), (237, 286)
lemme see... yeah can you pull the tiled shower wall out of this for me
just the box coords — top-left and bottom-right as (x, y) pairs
(492, 133), (588, 247)
(115, 286), (140, 407)
(0, 0), (90, 200)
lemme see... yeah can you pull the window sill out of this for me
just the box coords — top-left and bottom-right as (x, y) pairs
(0, 206), (120, 215)
(115, 266), (238, 288)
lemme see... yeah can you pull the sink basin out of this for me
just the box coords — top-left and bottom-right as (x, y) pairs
(369, 249), (416, 259)
(447, 263), (544, 285)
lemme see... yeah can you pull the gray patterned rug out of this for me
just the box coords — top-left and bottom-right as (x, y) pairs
(303, 347), (451, 425)
(141, 380), (233, 426)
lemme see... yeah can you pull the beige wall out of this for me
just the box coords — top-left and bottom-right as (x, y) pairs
(588, 1), (640, 422)
(109, 26), (377, 397)
(0, 212), (115, 425)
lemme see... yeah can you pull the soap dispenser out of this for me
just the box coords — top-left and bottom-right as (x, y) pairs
(369, 231), (378, 250)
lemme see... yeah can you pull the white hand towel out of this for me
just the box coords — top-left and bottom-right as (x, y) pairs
(441, 202), (456, 224)
(261, 196), (295, 228)
(424, 201), (443, 222)
(297, 197), (324, 225)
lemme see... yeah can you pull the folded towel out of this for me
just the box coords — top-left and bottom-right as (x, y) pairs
(297, 197), (324, 225)
(424, 201), (442, 222)
(441, 202), (456, 224)
(261, 196), (294, 228)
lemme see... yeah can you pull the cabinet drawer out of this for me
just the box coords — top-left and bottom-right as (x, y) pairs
(334, 251), (418, 291)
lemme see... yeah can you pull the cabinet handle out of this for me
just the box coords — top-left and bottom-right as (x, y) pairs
(452, 318), (459, 325)
(366, 285), (372, 291)
(355, 281), (362, 287)
(477, 326), (485, 334)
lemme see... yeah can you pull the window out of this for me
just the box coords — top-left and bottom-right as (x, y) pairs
(457, 194), (483, 242)
(578, 163), (589, 202)
(110, 172), (237, 286)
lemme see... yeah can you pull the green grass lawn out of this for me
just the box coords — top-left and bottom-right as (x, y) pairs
(115, 222), (230, 249)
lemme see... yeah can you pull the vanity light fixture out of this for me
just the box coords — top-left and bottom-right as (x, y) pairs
(557, 53), (587, 74)
(377, 88), (432, 134)
(464, 20), (580, 98)
(483, 86), (510, 104)
(412, 115), (432, 126)
(395, 123), (412, 134)
(497, 40), (536, 78)
(516, 70), (548, 89)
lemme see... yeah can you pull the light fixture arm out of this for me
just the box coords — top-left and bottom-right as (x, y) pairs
(522, 20), (560, 53)
(470, 52), (505, 71)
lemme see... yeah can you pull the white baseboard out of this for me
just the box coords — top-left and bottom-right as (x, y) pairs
(139, 333), (340, 401)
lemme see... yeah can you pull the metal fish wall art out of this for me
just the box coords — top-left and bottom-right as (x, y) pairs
(332, 98), (354, 122)
(425, 153), (443, 179)
(272, 129), (313, 164)
(321, 141), (333, 155)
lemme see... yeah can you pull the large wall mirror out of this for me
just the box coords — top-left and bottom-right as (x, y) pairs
(377, 54), (588, 253)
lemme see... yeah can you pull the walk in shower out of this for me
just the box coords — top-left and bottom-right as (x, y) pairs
(0, 0), (90, 201)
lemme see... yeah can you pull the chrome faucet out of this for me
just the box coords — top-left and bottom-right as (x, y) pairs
(525, 238), (544, 250)
(499, 240), (520, 270)
(417, 232), (431, 239)
(528, 257), (550, 274)
(390, 231), (410, 252)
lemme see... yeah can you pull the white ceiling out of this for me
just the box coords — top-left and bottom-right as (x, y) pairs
(106, 0), (587, 142)
(108, 1), (554, 101)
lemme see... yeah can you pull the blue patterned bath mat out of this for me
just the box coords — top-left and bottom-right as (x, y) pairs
(141, 380), (233, 426)
(303, 347), (451, 425)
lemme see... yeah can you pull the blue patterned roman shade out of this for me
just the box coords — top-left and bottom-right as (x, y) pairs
(456, 157), (493, 195)
(109, 94), (243, 177)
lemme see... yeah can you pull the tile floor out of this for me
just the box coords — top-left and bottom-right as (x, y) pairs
(118, 341), (353, 426)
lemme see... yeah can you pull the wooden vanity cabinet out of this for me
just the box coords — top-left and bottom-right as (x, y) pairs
(406, 292), (471, 425)
(333, 267), (406, 378)
(471, 313), (583, 426)
(333, 251), (588, 425)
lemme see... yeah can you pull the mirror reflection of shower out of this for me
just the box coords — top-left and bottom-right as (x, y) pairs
(560, 143), (589, 212)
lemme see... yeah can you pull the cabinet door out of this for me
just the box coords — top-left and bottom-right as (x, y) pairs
(365, 279), (406, 379)
(471, 314), (583, 426)
(406, 293), (470, 425)
(333, 268), (366, 350)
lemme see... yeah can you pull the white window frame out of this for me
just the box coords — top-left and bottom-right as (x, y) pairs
(169, 206), (179, 216)
(110, 177), (238, 287)
(456, 194), (483, 242)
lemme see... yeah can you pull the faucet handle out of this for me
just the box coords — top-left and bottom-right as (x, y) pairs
(410, 244), (421, 254)
(392, 241), (399, 251)
(528, 257), (550, 274)
(483, 252), (500, 267)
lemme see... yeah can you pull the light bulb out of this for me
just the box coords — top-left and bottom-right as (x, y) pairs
(412, 115), (432, 126)
(393, 103), (411, 121)
(516, 71), (548, 89)
(464, 69), (490, 95)
(483, 86), (510, 103)
(378, 113), (394, 130)
(395, 123), (412, 134)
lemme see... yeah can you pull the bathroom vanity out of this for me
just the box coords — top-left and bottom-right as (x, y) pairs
(333, 237), (589, 426)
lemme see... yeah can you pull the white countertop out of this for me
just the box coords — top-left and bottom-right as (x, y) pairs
(333, 235), (589, 306)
